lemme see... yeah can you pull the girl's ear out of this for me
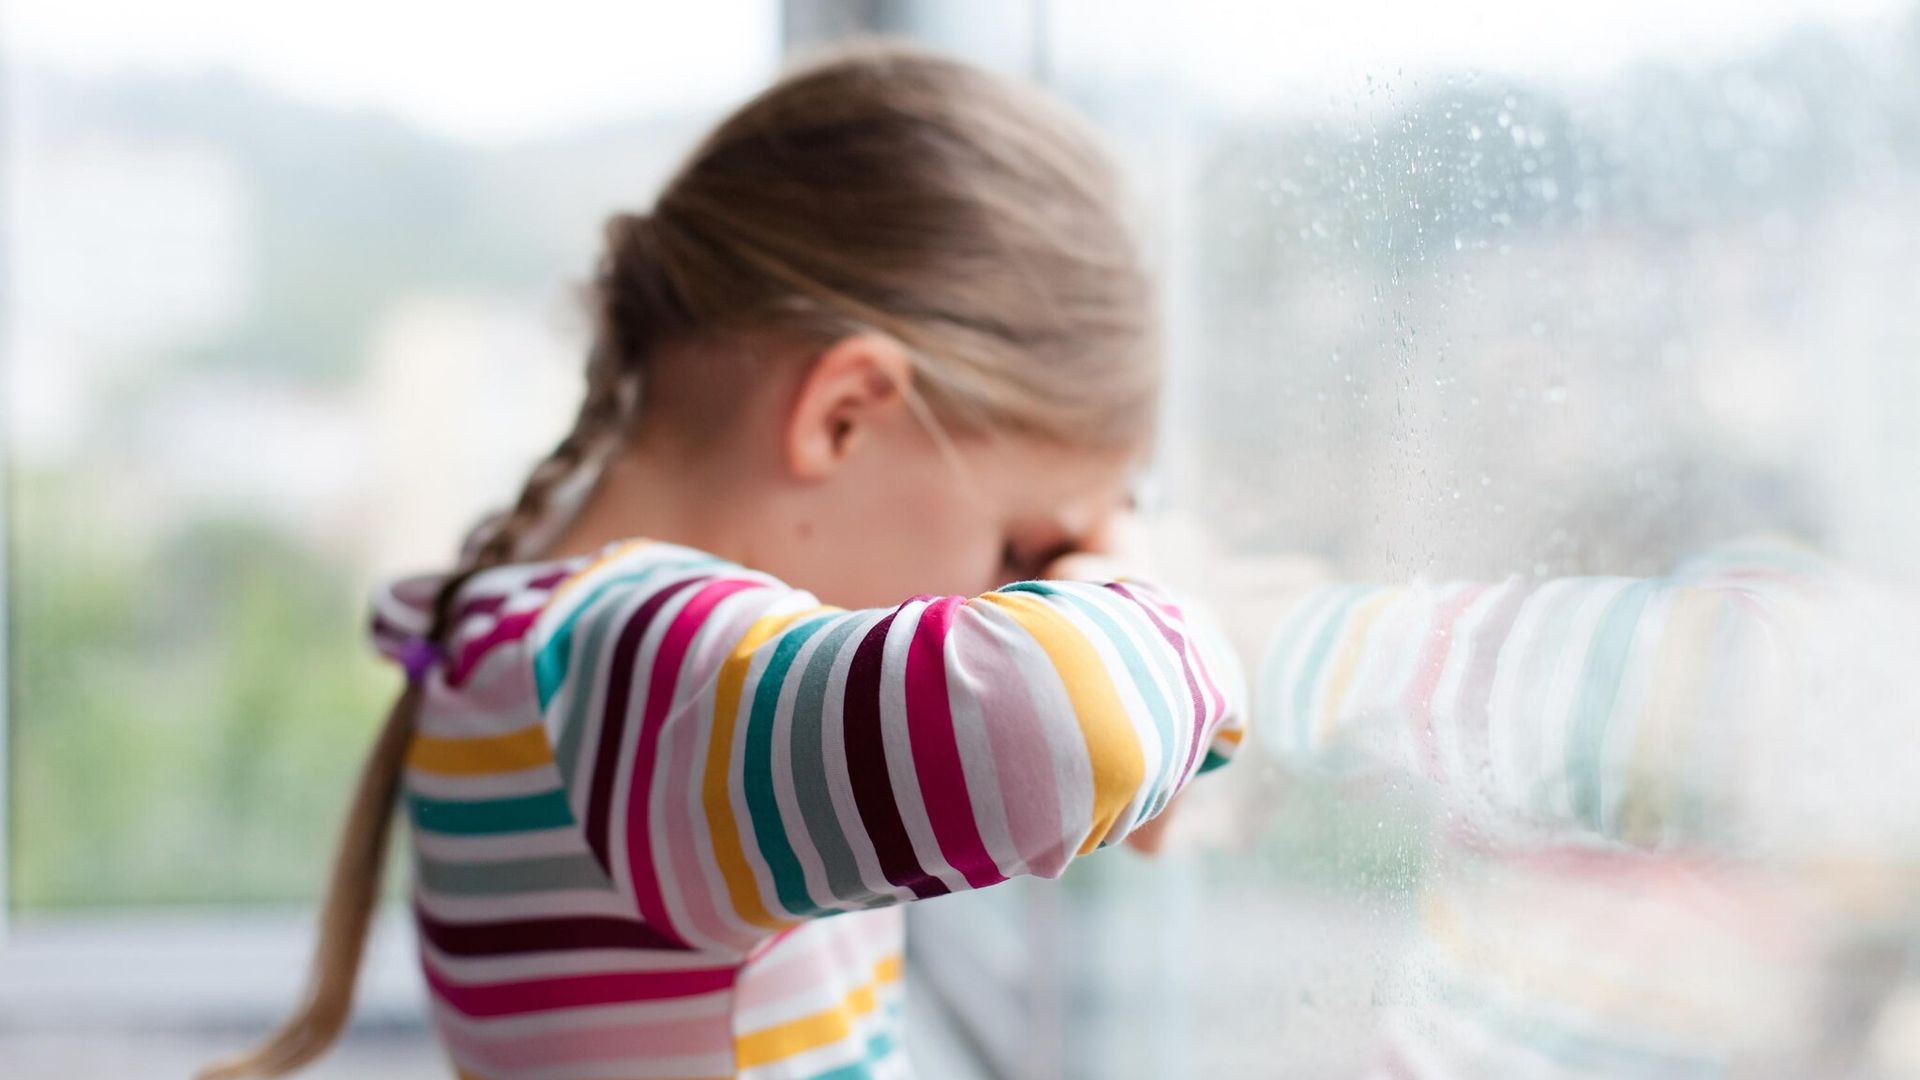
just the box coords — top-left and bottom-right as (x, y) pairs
(784, 333), (913, 481)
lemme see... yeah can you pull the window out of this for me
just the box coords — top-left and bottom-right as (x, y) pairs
(909, 1), (1920, 1076)
(7, 1), (1918, 1076)
(1, 3), (780, 1073)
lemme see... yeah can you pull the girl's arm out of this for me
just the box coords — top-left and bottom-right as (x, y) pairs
(527, 541), (1246, 942)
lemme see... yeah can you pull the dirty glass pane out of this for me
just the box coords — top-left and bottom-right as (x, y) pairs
(1016, 1), (1920, 1076)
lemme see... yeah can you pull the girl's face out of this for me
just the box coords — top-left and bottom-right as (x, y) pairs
(799, 429), (1138, 609)
(754, 335), (1143, 609)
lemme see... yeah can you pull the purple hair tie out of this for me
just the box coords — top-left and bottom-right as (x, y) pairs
(400, 636), (442, 685)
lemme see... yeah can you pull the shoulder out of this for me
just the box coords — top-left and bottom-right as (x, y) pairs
(524, 540), (822, 707)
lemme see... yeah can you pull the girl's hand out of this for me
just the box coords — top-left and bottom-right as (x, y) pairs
(1041, 506), (1152, 584)
(1124, 799), (1181, 855)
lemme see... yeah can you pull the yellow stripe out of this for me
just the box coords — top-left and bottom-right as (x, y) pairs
(734, 955), (904, 1067)
(978, 592), (1146, 855)
(1620, 587), (1717, 843)
(706, 607), (828, 929)
(1422, 878), (1723, 1031)
(543, 538), (656, 611)
(408, 725), (553, 775)
(1313, 589), (1401, 746)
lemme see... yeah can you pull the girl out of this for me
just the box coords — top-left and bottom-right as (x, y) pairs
(204, 42), (1246, 1080)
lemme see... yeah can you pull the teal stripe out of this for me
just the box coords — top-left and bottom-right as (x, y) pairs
(544, 560), (717, 788)
(1009, 581), (1182, 823)
(1566, 579), (1658, 830)
(415, 851), (610, 895)
(1291, 586), (1384, 759)
(1198, 747), (1231, 774)
(786, 615), (873, 908)
(409, 789), (575, 835)
(741, 613), (836, 918)
(1253, 585), (1346, 760)
(802, 1030), (900, 1080)
(1508, 580), (1587, 821)
(533, 557), (714, 710)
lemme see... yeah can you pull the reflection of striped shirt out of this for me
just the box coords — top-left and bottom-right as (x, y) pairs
(370, 537), (1245, 1080)
(1254, 539), (1899, 850)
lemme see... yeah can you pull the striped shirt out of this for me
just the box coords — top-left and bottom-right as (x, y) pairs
(370, 537), (1247, 1080)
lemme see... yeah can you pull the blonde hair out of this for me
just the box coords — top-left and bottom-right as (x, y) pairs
(201, 39), (1158, 1078)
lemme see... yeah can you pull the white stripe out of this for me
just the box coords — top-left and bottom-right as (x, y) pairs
(1282, 586), (1367, 761)
(610, 573), (709, 925)
(966, 598), (1095, 866)
(1595, 583), (1677, 833)
(418, 693), (542, 739)
(818, 611), (910, 905)
(736, 989), (899, 1080)
(1069, 581), (1188, 818)
(406, 763), (563, 801)
(1430, 580), (1514, 794)
(1485, 578), (1559, 811)
(875, 598), (971, 895)
(552, 579), (653, 818)
(1534, 578), (1634, 824)
(1038, 587), (1166, 844)
(722, 592), (831, 932)
(768, 614), (847, 915)
(1253, 585), (1344, 759)
(412, 825), (587, 862)
(942, 631), (1021, 881)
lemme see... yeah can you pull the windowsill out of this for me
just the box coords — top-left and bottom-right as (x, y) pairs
(0, 908), (997, 1079)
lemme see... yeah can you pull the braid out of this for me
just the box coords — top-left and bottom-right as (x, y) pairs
(424, 211), (671, 645)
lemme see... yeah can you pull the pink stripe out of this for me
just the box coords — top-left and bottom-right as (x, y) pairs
(737, 916), (899, 1010)
(1450, 579), (1530, 801)
(958, 607), (1069, 876)
(439, 1005), (731, 1071)
(423, 955), (734, 1018)
(1109, 582), (1216, 781)
(1405, 584), (1490, 782)
(1148, 588), (1229, 740)
(449, 609), (539, 686)
(905, 596), (1003, 890)
(1141, 583), (1229, 741)
(627, 578), (758, 947)
(658, 596), (757, 950)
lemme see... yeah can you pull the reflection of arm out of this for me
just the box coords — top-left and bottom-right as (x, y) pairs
(1255, 556), (1807, 845)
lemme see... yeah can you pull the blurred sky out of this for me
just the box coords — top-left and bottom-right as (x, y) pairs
(8, 0), (1910, 141)
(6, 0), (781, 141)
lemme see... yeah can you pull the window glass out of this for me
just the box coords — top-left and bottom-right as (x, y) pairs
(1011, 1), (1920, 1074)
(4, 0), (780, 909)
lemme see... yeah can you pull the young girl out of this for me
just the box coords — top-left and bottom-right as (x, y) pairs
(203, 42), (1246, 1080)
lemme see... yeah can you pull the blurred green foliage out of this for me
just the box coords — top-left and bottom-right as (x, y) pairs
(9, 468), (394, 907)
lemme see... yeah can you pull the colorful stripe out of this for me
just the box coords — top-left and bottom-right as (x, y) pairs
(372, 536), (1246, 1078)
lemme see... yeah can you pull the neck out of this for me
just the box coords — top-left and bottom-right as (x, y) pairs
(532, 434), (760, 567)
